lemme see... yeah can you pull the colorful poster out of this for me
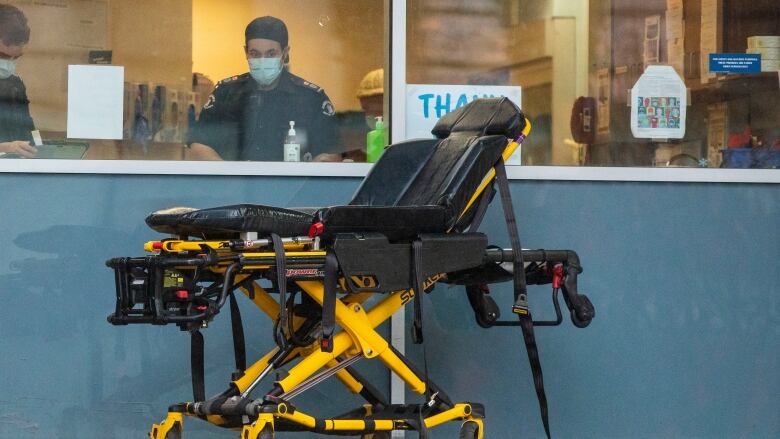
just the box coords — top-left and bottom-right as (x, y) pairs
(630, 65), (687, 139)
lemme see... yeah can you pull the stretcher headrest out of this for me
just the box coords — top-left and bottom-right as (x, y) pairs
(431, 97), (526, 139)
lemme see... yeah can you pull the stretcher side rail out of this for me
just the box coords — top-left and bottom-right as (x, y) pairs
(106, 242), (594, 329)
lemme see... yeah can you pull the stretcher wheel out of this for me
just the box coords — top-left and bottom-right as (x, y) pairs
(459, 421), (480, 439)
(160, 422), (181, 439)
(253, 426), (274, 439)
(360, 432), (391, 439)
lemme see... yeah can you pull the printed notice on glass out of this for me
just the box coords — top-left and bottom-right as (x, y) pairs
(67, 65), (124, 139)
(630, 65), (687, 139)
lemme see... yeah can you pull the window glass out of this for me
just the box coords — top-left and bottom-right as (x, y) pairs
(0, 0), (386, 163)
(407, 0), (780, 169)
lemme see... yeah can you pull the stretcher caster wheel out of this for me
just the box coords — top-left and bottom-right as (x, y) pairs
(243, 426), (273, 439)
(149, 414), (183, 439)
(360, 432), (391, 439)
(163, 424), (181, 439)
(150, 422), (181, 439)
(459, 421), (480, 439)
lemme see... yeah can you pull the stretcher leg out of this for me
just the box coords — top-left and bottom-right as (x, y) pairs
(275, 282), (427, 395)
(240, 414), (274, 439)
(459, 417), (485, 439)
(149, 412), (183, 439)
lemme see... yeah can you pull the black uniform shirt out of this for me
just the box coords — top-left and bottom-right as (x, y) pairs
(189, 70), (337, 161)
(0, 75), (35, 143)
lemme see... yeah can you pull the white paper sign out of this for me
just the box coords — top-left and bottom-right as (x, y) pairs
(406, 84), (522, 163)
(67, 65), (124, 139)
(630, 65), (687, 139)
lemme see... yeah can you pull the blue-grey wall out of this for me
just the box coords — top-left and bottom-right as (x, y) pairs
(0, 174), (777, 438)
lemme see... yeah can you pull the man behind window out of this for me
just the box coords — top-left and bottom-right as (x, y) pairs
(188, 16), (337, 161)
(0, 3), (36, 158)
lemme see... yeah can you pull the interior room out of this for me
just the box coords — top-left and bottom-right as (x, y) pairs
(0, 1), (777, 438)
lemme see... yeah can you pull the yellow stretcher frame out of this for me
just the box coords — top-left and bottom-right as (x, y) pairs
(150, 274), (487, 438)
(146, 121), (531, 438)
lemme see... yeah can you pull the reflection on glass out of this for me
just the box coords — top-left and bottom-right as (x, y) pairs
(187, 16), (340, 162)
(408, 0), (780, 169)
(0, 0), (385, 163)
(0, 4), (36, 159)
(187, 1), (385, 163)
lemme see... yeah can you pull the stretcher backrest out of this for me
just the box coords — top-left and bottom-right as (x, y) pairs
(349, 138), (438, 206)
(350, 97), (525, 228)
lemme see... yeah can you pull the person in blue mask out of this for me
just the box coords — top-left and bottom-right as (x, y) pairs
(0, 3), (36, 158)
(187, 16), (338, 161)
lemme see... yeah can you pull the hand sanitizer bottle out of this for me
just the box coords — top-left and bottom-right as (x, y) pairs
(284, 121), (300, 162)
(366, 116), (386, 163)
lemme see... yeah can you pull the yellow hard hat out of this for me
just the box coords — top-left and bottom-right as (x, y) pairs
(357, 68), (384, 98)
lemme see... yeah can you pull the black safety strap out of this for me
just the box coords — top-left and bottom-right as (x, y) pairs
(411, 238), (437, 424)
(411, 239), (425, 345)
(495, 159), (551, 439)
(191, 330), (205, 402)
(228, 291), (247, 376)
(270, 234), (288, 348)
(494, 160), (528, 299)
(321, 251), (339, 353)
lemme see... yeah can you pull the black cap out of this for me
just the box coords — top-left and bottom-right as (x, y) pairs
(245, 16), (288, 48)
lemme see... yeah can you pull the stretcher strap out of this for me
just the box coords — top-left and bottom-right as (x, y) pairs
(191, 330), (205, 402)
(228, 291), (246, 375)
(321, 251), (339, 353)
(411, 239), (424, 345)
(412, 238), (436, 428)
(271, 234), (288, 348)
(495, 160), (528, 300)
(495, 159), (551, 439)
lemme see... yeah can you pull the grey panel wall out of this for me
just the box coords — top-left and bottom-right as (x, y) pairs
(0, 174), (777, 438)
(406, 180), (780, 438)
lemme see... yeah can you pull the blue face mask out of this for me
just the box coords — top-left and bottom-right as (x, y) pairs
(249, 57), (283, 86)
(0, 59), (16, 79)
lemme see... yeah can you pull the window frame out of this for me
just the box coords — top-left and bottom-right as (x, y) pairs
(0, 0), (777, 184)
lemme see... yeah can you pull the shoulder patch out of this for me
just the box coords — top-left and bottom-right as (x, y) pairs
(322, 99), (335, 116)
(302, 80), (323, 92)
(217, 73), (248, 86)
(203, 93), (216, 110)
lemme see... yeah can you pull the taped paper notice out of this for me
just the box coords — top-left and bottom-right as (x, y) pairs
(67, 65), (124, 139)
(630, 65), (687, 139)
